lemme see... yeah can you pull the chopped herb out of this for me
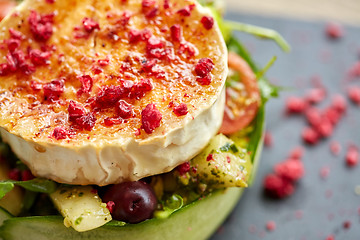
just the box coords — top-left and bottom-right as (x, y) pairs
(78, 192), (84, 197)
(75, 217), (83, 225)
(220, 142), (239, 153)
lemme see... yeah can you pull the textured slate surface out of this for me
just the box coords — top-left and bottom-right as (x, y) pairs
(210, 12), (360, 240)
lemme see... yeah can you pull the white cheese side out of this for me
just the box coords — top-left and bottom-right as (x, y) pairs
(0, 88), (225, 186)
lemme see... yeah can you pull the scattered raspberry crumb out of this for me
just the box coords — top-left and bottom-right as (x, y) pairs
(177, 162), (190, 175)
(348, 61), (360, 79)
(263, 173), (295, 198)
(331, 94), (347, 114)
(295, 210), (303, 219)
(319, 166), (330, 179)
(305, 88), (326, 104)
(347, 86), (360, 105)
(325, 235), (335, 240)
(141, 103), (162, 134)
(302, 127), (319, 145)
(345, 146), (359, 167)
(265, 221), (276, 232)
(82, 17), (100, 32)
(206, 154), (213, 161)
(173, 103), (188, 116)
(330, 141), (341, 155)
(286, 96), (307, 114)
(52, 126), (69, 140)
(343, 220), (351, 229)
(264, 131), (273, 147)
(200, 16), (214, 30)
(275, 159), (304, 181)
(288, 146), (304, 159)
(106, 201), (115, 214)
(325, 22), (344, 39)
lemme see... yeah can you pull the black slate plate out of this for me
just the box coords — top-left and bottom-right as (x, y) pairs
(211, 12), (360, 240)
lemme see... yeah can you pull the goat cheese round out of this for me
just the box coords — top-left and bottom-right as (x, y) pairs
(0, 0), (227, 185)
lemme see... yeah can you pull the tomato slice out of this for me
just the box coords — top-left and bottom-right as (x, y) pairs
(0, 0), (16, 21)
(219, 52), (261, 135)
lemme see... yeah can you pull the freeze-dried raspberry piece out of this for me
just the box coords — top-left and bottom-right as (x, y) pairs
(29, 49), (51, 66)
(43, 78), (65, 101)
(325, 22), (344, 39)
(331, 94), (347, 114)
(263, 174), (295, 198)
(170, 24), (182, 42)
(346, 146), (359, 167)
(347, 86), (360, 105)
(274, 159), (304, 182)
(194, 58), (214, 77)
(302, 127), (319, 145)
(200, 16), (214, 30)
(95, 86), (123, 108)
(131, 78), (153, 99)
(116, 100), (133, 119)
(74, 112), (97, 131)
(305, 88), (326, 104)
(264, 131), (273, 147)
(52, 126), (69, 140)
(82, 17), (100, 32)
(288, 146), (304, 160)
(28, 10), (54, 41)
(177, 161), (190, 175)
(141, 103), (162, 134)
(286, 96), (307, 114)
(77, 75), (93, 95)
(173, 103), (188, 116)
(68, 100), (86, 120)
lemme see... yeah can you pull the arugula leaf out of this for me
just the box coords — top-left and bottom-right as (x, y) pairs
(0, 178), (57, 200)
(0, 182), (14, 199)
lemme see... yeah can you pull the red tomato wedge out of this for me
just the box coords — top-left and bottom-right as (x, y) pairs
(219, 52), (261, 135)
(0, 0), (16, 21)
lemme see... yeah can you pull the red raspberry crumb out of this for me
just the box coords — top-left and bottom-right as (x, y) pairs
(177, 6), (192, 17)
(326, 235), (335, 240)
(305, 88), (326, 104)
(331, 94), (347, 114)
(343, 220), (351, 229)
(82, 17), (100, 32)
(7, 38), (21, 52)
(264, 131), (273, 147)
(43, 78), (65, 101)
(142, 0), (155, 8)
(345, 146), (359, 167)
(131, 78), (153, 99)
(8, 168), (21, 181)
(263, 173), (295, 198)
(77, 75), (93, 95)
(330, 141), (341, 155)
(128, 29), (141, 43)
(104, 117), (122, 126)
(196, 75), (212, 85)
(95, 86), (123, 108)
(200, 16), (214, 30)
(74, 112), (97, 131)
(170, 24), (182, 42)
(52, 126), (69, 140)
(173, 103), (188, 116)
(194, 58), (214, 77)
(347, 86), (360, 105)
(144, 7), (158, 18)
(29, 49), (51, 66)
(286, 96), (307, 114)
(265, 221), (276, 232)
(348, 61), (360, 78)
(274, 159), (304, 182)
(319, 166), (330, 179)
(98, 58), (109, 67)
(21, 170), (34, 181)
(141, 103), (162, 134)
(30, 81), (42, 91)
(288, 146), (304, 160)
(141, 58), (156, 73)
(323, 107), (341, 125)
(316, 118), (333, 138)
(9, 28), (24, 40)
(28, 11), (54, 41)
(306, 108), (319, 126)
(326, 22), (344, 39)
(206, 154), (213, 161)
(163, 0), (170, 9)
(177, 162), (190, 175)
(302, 127), (320, 145)
(106, 201), (115, 214)
(68, 100), (86, 119)
(116, 100), (133, 119)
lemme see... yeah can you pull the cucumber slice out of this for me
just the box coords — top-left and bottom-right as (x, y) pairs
(0, 188), (243, 240)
